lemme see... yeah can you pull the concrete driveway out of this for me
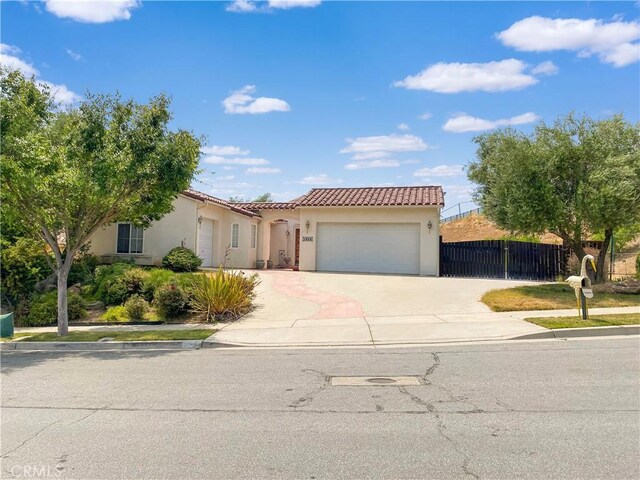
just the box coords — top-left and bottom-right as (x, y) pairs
(209, 271), (549, 346)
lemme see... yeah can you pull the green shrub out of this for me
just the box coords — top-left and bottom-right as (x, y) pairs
(125, 295), (149, 320)
(154, 282), (188, 318)
(101, 306), (129, 322)
(141, 269), (179, 301)
(20, 291), (87, 327)
(162, 247), (202, 272)
(94, 264), (149, 305)
(636, 254), (640, 279)
(94, 263), (133, 303)
(189, 268), (260, 322)
(0, 237), (52, 302)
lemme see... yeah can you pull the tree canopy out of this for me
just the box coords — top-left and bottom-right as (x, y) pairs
(467, 113), (640, 282)
(1, 68), (201, 334)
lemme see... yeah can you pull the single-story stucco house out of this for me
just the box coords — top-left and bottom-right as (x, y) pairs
(88, 185), (444, 276)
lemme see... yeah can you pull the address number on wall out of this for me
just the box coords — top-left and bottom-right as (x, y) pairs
(302, 236), (314, 242)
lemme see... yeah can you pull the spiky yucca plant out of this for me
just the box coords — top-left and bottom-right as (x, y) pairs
(189, 268), (260, 322)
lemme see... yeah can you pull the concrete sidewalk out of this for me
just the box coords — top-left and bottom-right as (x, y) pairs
(206, 306), (640, 347)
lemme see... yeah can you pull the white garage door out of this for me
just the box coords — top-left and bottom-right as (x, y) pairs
(316, 223), (420, 275)
(198, 218), (214, 267)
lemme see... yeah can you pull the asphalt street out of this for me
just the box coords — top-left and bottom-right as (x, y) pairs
(1, 338), (639, 479)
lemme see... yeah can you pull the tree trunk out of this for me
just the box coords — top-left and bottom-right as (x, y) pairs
(595, 229), (612, 284)
(57, 263), (71, 336)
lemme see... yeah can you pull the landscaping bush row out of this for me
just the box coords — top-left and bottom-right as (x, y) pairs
(96, 264), (259, 323)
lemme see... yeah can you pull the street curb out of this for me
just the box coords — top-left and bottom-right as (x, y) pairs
(0, 340), (203, 351)
(513, 325), (640, 340)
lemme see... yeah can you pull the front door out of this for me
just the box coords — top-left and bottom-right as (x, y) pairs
(294, 228), (300, 266)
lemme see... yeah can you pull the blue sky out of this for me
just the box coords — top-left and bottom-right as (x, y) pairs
(2, 1), (639, 212)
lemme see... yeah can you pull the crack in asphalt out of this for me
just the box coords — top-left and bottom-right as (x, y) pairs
(288, 369), (330, 408)
(1, 419), (60, 458)
(2, 404), (636, 415)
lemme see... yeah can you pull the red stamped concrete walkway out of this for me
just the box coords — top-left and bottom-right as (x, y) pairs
(267, 271), (364, 320)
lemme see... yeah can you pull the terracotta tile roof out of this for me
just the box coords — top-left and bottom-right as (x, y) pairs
(182, 189), (258, 217)
(297, 186), (444, 207)
(236, 202), (298, 211)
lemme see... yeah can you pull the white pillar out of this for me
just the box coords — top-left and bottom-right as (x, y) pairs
(260, 221), (271, 269)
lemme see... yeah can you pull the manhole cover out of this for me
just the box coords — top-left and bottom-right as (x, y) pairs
(366, 377), (398, 384)
(331, 376), (422, 386)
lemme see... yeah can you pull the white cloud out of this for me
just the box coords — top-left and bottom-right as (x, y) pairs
(443, 184), (474, 201)
(226, 0), (258, 12)
(246, 167), (281, 174)
(395, 59), (538, 93)
(345, 159), (401, 170)
(227, 0), (321, 12)
(201, 145), (249, 156)
(352, 151), (390, 160)
(531, 60), (559, 76)
(0, 44), (38, 76)
(217, 175), (236, 181)
(223, 85), (291, 115)
(497, 16), (640, 67)
(414, 165), (465, 177)
(0, 44), (79, 105)
(203, 155), (270, 166)
(340, 133), (428, 170)
(269, 0), (321, 8)
(443, 112), (539, 133)
(41, 80), (81, 104)
(340, 134), (427, 154)
(66, 49), (82, 61)
(418, 112), (432, 120)
(298, 174), (342, 185)
(44, 0), (140, 23)
(397, 123), (410, 131)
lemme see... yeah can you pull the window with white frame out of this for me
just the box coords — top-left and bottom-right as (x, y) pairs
(117, 223), (144, 254)
(231, 223), (239, 249)
(251, 224), (257, 248)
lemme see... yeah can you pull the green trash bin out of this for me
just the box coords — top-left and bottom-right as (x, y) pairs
(0, 312), (14, 338)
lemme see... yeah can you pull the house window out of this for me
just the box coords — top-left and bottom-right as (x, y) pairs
(251, 224), (257, 249)
(117, 223), (144, 254)
(231, 223), (239, 249)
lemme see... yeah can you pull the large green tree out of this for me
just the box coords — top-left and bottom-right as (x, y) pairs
(468, 113), (640, 282)
(1, 69), (201, 335)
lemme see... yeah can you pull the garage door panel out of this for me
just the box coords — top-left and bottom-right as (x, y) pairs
(316, 223), (420, 275)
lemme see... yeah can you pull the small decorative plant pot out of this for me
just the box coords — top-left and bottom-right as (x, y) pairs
(256, 260), (265, 269)
(267, 260), (275, 269)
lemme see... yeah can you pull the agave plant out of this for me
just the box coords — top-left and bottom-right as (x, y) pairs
(189, 267), (260, 322)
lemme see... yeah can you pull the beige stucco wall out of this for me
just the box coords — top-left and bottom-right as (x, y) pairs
(255, 211), (300, 267)
(88, 195), (198, 266)
(195, 202), (258, 269)
(297, 206), (441, 276)
(89, 194), (259, 269)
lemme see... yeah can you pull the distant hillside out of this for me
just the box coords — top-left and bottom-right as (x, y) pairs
(440, 214), (561, 244)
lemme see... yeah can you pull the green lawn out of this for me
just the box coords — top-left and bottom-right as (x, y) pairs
(8, 329), (215, 342)
(482, 283), (640, 312)
(525, 313), (640, 329)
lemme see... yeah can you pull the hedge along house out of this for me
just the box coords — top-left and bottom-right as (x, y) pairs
(88, 185), (444, 276)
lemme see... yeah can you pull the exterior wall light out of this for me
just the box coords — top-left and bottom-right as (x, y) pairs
(305, 220), (310, 232)
(198, 215), (203, 225)
(427, 220), (433, 233)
